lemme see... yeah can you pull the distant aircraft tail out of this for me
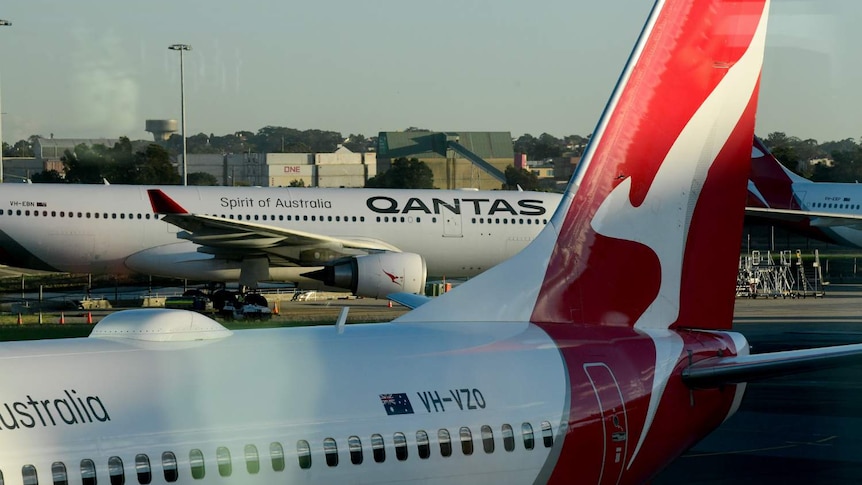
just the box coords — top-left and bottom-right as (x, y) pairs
(748, 136), (809, 209)
(398, 0), (771, 333)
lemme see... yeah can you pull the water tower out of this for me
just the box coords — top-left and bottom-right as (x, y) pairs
(145, 119), (178, 142)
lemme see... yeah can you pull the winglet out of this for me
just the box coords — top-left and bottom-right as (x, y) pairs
(147, 189), (189, 215)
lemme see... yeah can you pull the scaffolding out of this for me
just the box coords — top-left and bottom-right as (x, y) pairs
(737, 249), (825, 298)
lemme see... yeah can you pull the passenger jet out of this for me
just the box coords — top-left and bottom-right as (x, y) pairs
(747, 136), (862, 247)
(2, 1), (860, 484)
(0, 184), (561, 302)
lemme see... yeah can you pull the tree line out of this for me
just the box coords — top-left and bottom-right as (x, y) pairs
(9, 125), (860, 186)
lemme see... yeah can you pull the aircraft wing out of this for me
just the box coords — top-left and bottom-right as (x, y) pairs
(147, 189), (399, 262)
(746, 206), (862, 229)
(682, 342), (862, 388)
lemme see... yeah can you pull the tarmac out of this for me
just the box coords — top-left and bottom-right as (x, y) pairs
(4, 277), (862, 482)
(655, 285), (862, 484)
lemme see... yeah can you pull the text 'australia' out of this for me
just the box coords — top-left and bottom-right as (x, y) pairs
(0, 390), (110, 431)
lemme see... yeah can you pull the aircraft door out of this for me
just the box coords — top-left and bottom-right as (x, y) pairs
(442, 212), (463, 237)
(584, 363), (628, 485)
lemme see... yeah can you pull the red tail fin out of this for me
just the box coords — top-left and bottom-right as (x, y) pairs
(530, 0), (770, 331)
(748, 136), (805, 209)
(396, 0), (771, 330)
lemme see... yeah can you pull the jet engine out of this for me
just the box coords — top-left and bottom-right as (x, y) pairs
(303, 252), (427, 299)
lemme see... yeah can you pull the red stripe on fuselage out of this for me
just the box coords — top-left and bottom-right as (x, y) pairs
(539, 324), (743, 484)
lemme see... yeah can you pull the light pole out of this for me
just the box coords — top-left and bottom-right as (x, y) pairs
(0, 19), (11, 184)
(169, 43), (191, 186)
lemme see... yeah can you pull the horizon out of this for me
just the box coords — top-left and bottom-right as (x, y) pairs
(1, 1), (860, 145)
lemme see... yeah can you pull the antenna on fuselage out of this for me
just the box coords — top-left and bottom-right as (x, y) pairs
(336, 307), (349, 334)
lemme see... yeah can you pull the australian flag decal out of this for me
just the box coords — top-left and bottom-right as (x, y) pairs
(380, 393), (414, 415)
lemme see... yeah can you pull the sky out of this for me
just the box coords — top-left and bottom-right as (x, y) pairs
(0, 0), (860, 145)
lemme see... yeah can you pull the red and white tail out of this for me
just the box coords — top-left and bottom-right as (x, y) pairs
(398, 0), (771, 331)
(748, 136), (808, 209)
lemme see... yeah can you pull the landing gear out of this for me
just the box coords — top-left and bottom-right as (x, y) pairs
(175, 285), (272, 320)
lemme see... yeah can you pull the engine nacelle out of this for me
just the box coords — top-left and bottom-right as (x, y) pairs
(303, 253), (427, 299)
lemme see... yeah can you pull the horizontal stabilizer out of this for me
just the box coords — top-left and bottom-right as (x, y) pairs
(683, 342), (862, 388)
(387, 292), (431, 310)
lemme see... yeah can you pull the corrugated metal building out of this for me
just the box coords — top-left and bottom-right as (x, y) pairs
(376, 131), (514, 189)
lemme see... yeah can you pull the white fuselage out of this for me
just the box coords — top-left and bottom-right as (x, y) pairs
(790, 181), (862, 247)
(0, 314), (569, 485)
(0, 185), (561, 283)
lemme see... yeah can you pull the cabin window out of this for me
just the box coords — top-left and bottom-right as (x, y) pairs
(80, 459), (97, 485)
(297, 440), (312, 469)
(108, 456), (125, 485)
(162, 452), (178, 482)
(542, 421), (554, 448)
(348, 436), (363, 465)
(270, 442), (285, 472)
(502, 424), (515, 452)
(245, 444), (260, 474)
(438, 429), (452, 457)
(21, 465), (37, 485)
(394, 432), (408, 461)
(327, 216), (333, 222)
(371, 433), (385, 463)
(360, 216), (365, 222)
(481, 425), (495, 453)
(216, 447), (232, 477)
(323, 438), (339, 467)
(460, 427), (474, 455)
(416, 430), (431, 459)
(51, 462), (67, 485)
(376, 216), (381, 222)
(135, 454), (152, 484)
(522, 423), (535, 450)
(189, 449), (205, 479)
